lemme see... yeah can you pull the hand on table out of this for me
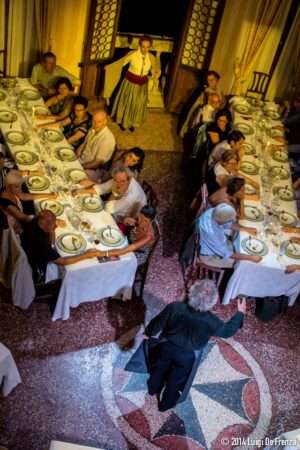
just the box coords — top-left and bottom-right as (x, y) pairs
(244, 227), (257, 236)
(237, 298), (247, 313)
(71, 188), (96, 197)
(282, 227), (300, 234)
(274, 136), (287, 143)
(285, 265), (300, 274)
(244, 194), (260, 201)
(46, 193), (58, 200)
(79, 179), (95, 187)
(250, 255), (262, 263)
(56, 219), (66, 228)
(37, 114), (53, 120)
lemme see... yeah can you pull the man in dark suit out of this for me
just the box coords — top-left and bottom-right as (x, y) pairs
(143, 279), (246, 412)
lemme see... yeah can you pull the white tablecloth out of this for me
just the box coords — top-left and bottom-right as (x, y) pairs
(0, 78), (138, 320)
(0, 342), (21, 396)
(222, 98), (300, 304)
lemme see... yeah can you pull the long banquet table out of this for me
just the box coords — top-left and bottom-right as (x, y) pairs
(222, 97), (300, 305)
(0, 78), (137, 320)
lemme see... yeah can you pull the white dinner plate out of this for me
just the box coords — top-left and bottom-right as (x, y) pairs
(269, 128), (284, 138)
(277, 211), (298, 227)
(241, 237), (268, 256)
(26, 175), (50, 191)
(240, 161), (259, 175)
(244, 142), (256, 155)
(265, 110), (281, 120)
(54, 147), (76, 162)
(248, 98), (264, 108)
(39, 199), (64, 216)
(42, 129), (64, 143)
(14, 150), (38, 165)
(97, 226), (126, 247)
(244, 183), (259, 195)
(34, 106), (51, 116)
(79, 195), (102, 212)
(281, 239), (300, 259)
(244, 205), (264, 222)
(233, 104), (252, 115)
(273, 187), (295, 201)
(5, 130), (27, 145)
(234, 122), (255, 135)
(65, 168), (88, 183)
(56, 233), (87, 255)
(0, 110), (18, 123)
(271, 148), (289, 163)
(269, 166), (289, 180)
(22, 89), (41, 101)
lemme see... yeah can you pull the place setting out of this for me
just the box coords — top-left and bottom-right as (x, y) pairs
(271, 147), (289, 163)
(21, 89), (41, 101)
(41, 129), (64, 143)
(34, 105), (51, 116)
(56, 232), (87, 255)
(54, 147), (77, 162)
(273, 186), (295, 201)
(39, 199), (64, 216)
(244, 205), (264, 222)
(276, 210), (298, 227)
(97, 225), (126, 248)
(234, 122), (255, 135)
(240, 160), (259, 175)
(233, 104), (252, 115)
(0, 110), (18, 124)
(14, 150), (39, 165)
(65, 168), (89, 183)
(244, 182), (259, 196)
(268, 128), (284, 139)
(281, 239), (300, 259)
(26, 175), (50, 191)
(241, 235), (269, 256)
(265, 110), (281, 120)
(4, 130), (28, 145)
(269, 165), (289, 180)
(77, 194), (103, 213)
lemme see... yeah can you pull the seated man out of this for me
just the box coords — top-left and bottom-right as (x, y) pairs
(208, 130), (245, 167)
(78, 166), (147, 220)
(30, 52), (80, 98)
(75, 110), (116, 179)
(198, 203), (261, 268)
(20, 210), (98, 283)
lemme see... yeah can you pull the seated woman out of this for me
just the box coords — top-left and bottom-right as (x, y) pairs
(208, 177), (245, 219)
(96, 205), (156, 265)
(0, 170), (57, 231)
(206, 150), (240, 194)
(37, 77), (76, 121)
(99, 147), (145, 183)
(38, 96), (92, 149)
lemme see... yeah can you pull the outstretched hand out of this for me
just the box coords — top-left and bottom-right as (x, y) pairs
(237, 298), (246, 314)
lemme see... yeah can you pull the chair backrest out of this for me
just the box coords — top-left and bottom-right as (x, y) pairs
(101, 144), (119, 172)
(245, 71), (271, 100)
(141, 180), (159, 210)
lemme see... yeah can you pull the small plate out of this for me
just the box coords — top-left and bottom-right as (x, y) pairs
(0, 110), (18, 123)
(244, 205), (264, 222)
(234, 122), (255, 135)
(65, 168), (88, 183)
(233, 104), (252, 115)
(34, 106), (51, 116)
(79, 195), (102, 212)
(244, 142), (256, 155)
(269, 166), (289, 180)
(273, 186), (295, 201)
(241, 236), (268, 256)
(26, 175), (50, 191)
(281, 239), (300, 259)
(39, 199), (64, 216)
(54, 147), (76, 162)
(248, 98), (264, 108)
(56, 233), (87, 255)
(97, 226), (126, 248)
(14, 150), (38, 165)
(277, 211), (298, 227)
(240, 161), (259, 175)
(5, 130), (27, 145)
(269, 128), (284, 138)
(0, 91), (6, 101)
(22, 89), (41, 101)
(42, 129), (64, 143)
(271, 148), (289, 163)
(245, 183), (259, 195)
(265, 110), (281, 120)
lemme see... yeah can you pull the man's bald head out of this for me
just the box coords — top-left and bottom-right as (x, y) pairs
(37, 210), (57, 233)
(92, 109), (107, 133)
(208, 93), (221, 109)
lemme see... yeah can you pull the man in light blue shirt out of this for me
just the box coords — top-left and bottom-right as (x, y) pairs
(199, 203), (262, 268)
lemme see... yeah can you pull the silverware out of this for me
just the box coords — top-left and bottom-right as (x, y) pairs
(89, 193), (93, 204)
(72, 236), (78, 250)
(108, 225), (112, 237)
(290, 240), (297, 252)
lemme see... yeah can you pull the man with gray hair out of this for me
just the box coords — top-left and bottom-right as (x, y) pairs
(142, 279), (246, 412)
(199, 203), (262, 268)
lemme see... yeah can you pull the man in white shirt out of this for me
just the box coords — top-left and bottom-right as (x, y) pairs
(30, 52), (80, 97)
(94, 166), (146, 220)
(208, 130), (245, 166)
(75, 110), (116, 176)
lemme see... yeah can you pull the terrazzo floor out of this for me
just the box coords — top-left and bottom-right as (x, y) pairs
(0, 112), (300, 450)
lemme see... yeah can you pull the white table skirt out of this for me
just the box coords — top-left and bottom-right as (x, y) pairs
(0, 342), (21, 396)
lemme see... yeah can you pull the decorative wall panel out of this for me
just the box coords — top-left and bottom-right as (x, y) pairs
(90, 0), (118, 61)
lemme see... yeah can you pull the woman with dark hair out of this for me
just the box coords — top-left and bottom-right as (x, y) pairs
(96, 147), (146, 184)
(204, 70), (226, 107)
(209, 177), (245, 219)
(38, 96), (92, 149)
(206, 150), (239, 195)
(111, 35), (161, 131)
(206, 108), (232, 149)
(96, 205), (156, 264)
(38, 77), (76, 121)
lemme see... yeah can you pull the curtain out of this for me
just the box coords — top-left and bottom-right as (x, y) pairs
(6, 0), (37, 77)
(34, 0), (54, 57)
(293, 26), (300, 95)
(231, 0), (282, 95)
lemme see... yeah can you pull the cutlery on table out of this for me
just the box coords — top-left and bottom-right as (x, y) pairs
(108, 225), (112, 237)
(71, 236), (78, 251)
(290, 240), (297, 252)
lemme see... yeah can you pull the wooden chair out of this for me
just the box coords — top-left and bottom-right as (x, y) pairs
(133, 220), (161, 300)
(245, 71), (271, 100)
(141, 180), (159, 210)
